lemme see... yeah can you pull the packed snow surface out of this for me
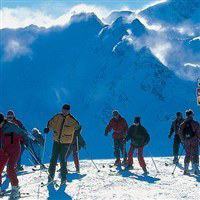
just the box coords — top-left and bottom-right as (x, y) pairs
(1, 157), (200, 199)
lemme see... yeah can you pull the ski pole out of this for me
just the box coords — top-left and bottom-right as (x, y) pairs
(172, 143), (185, 175)
(76, 136), (81, 176)
(146, 145), (159, 173)
(83, 148), (100, 172)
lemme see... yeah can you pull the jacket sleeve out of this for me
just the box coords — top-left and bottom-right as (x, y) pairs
(126, 126), (133, 141)
(6, 123), (31, 141)
(123, 119), (129, 132)
(143, 127), (150, 144)
(178, 122), (185, 141)
(169, 120), (175, 137)
(105, 120), (113, 133)
(47, 115), (58, 131)
(70, 118), (81, 130)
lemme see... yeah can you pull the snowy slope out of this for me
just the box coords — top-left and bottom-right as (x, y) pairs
(1, 157), (200, 200)
(0, 0), (200, 162)
(139, 0), (200, 26)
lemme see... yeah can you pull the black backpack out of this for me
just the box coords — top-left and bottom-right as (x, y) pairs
(183, 122), (195, 139)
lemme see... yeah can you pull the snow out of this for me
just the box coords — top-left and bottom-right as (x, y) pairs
(0, 0), (200, 161)
(1, 157), (200, 199)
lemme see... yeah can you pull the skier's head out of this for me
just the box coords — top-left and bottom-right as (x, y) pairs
(176, 112), (182, 119)
(134, 116), (140, 126)
(32, 128), (40, 134)
(185, 109), (194, 118)
(6, 110), (15, 121)
(0, 113), (5, 128)
(112, 110), (119, 119)
(62, 104), (70, 116)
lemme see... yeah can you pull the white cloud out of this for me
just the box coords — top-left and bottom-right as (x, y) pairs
(4, 39), (31, 61)
(1, 4), (111, 29)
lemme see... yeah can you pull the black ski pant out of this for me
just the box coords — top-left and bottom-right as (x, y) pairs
(114, 138), (127, 160)
(173, 134), (181, 157)
(48, 141), (68, 181)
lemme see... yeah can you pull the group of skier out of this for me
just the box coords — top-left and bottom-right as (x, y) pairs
(0, 104), (200, 199)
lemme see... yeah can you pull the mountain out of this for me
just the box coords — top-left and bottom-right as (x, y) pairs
(103, 10), (134, 24)
(0, 4), (199, 162)
(139, 0), (200, 26)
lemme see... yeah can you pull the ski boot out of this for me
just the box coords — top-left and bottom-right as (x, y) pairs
(114, 158), (121, 166)
(183, 163), (190, 175)
(16, 164), (24, 171)
(173, 156), (178, 164)
(125, 164), (133, 170)
(142, 166), (149, 174)
(122, 158), (128, 166)
(10, 186), (20, 199)
(193, 163), (200, 175)
(76, 166), (80, 173)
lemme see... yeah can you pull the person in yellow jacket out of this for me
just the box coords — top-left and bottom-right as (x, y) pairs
(44, 104), (80, 184)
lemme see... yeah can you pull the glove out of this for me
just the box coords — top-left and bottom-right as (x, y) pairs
(44, 128), (49, 134)
(122, 139), (126, 144)
(104, 131), (108, 137)
(24, 140), (30, 148)
(168, 134), (172, 139)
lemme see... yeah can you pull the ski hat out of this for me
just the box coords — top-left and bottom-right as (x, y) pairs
(32, 128), (41, 134)
(7, 110), (14, 116)
(134, 116), (140, 123)
(185, 109), (194, 117)
(62, 104), (70, 110)
(112, 110), (119, 116)
(0, 113), (4, 124)
(176, 112), (182, 116)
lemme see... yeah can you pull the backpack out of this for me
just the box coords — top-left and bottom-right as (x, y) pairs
(183, 122), (195, 139)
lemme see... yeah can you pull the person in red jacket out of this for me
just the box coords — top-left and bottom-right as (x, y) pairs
(0, 113), (31, 199)
(178, 109), (200, 175)
(6, 110), (27, 171)
(105, 110), (128, 166)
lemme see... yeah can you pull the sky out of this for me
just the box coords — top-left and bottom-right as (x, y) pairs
(0, 0), (158, 28)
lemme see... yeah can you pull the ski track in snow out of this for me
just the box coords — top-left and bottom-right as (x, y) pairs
(1, 157), (200, 200)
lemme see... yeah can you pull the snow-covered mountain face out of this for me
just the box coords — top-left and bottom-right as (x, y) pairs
(0, 0), (200, 162)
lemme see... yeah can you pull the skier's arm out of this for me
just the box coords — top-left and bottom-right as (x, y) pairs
(169, 121), (175, 138)
(143, 127), (150, 144)
(126, 126), (133, 141)
(105, 120), (113, 135)
(178, 122), (185, 141)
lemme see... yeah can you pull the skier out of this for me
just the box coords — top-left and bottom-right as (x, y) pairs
(105, 110), (128, 166)
(30, 128), (46, 169)
(0, 113), (31, 199)
(124, 117), (150, 173)
(44, 104), (81, 184)
(178, 109), (200, 175)
(6, 110), (27, 171)
(168, 112), (184, 164)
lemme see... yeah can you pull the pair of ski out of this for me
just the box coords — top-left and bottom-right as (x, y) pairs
(0, 190), (30, 199)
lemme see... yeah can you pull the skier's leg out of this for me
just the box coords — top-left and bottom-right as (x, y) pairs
(114, 139), (121, 165)
(0, 152), (8, 187)
(127, 145), (134, 166)
(138, 147), (146, 167)
(60, 144), (68, 182)
(6, 146), (20, 187)
(48, 142), (60, 181)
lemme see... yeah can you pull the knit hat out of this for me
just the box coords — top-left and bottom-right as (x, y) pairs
(112, 110), (119, 116)
(62, 104), (70, 110)
(176, 112), (182, 116)
(185, 109), (194, 117)
(0, 113), (4, 124)
(134, 116), (140, 123)
(7, 110), (14, 116)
